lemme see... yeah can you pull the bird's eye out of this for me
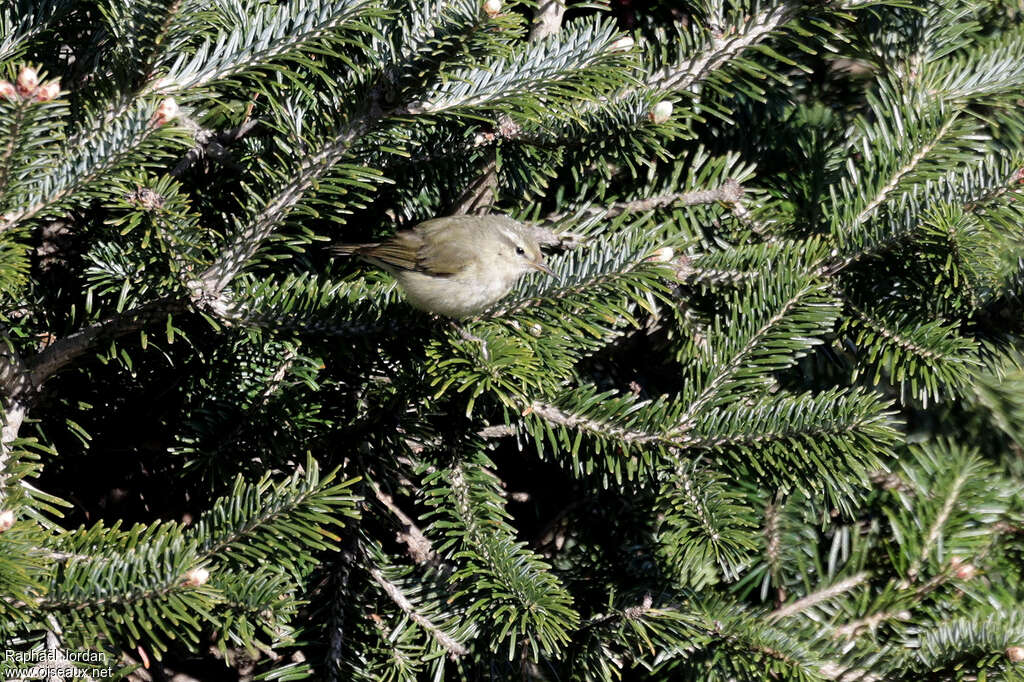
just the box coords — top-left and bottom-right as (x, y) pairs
(515, 246), (525, 256)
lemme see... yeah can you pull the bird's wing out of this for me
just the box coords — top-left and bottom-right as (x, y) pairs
(336, 217), (482, 275)
(351, 230), (423, 271)
(411, 218), (480, 276)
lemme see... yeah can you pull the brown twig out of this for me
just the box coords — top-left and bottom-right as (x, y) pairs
(537, 180), (745, 240)
(530, 0), (565, 41)
(1, 341), (38, 502)
(370, 481), (440, 568)
(450, 156), (498, 215)
(28, 297), (187, 389)
(171, 116), (259, 177)
(605, 179), (744, 216)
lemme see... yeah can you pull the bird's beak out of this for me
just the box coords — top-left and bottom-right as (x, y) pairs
(530, 261), (558, 280)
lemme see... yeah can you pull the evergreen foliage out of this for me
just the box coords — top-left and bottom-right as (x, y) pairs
(1, 0), (1024, 679)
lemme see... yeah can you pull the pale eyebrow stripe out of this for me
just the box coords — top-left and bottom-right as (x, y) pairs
(497, 226), (522, 249)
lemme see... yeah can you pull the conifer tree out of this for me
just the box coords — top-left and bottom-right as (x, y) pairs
(2, 0), (1024, 679)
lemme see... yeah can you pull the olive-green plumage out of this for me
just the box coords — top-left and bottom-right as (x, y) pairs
(332, 215), (554, 317)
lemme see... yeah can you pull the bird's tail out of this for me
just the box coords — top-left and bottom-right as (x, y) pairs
(328, 243), (378, 256)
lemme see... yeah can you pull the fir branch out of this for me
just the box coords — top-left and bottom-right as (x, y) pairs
(3, 101), (186, 231)
(190, 459), (358, 570)
(657, 461), (760, 585)
(842, 301), (979, 403)
(903, 612), (1024, 679)
(699, 600), (829, 679)
(152, 0), (380, 94)
(604, 179), (744, 217)
(529, 399), (656, 444)
(919, 204), (987, 310)
(688, 239), (828, 290)
(646, 3), (799, 93)
(924, 26), (1024, 104)
(853, 119), (953, 229)
(671, 278), (839, 433)
(367, 566), (468, 658)
(532, 385), (892, 454)
(425, 460), (580, 656)
(906, 467), (968, 582)
(527, 385), (895, 500)
(820, 155), (1024, 278)
(886, 442), (1010, 593)
(768, 572), (869, 622)
(38, 529), (206, 614)
(207, 271), (401, 335)
(828, 112), (961, 273)
(673, 389), (893, 451)
(191, 120), (371, 301)
(408, 17), (629, 116)
(0, 97), (37, 201)
(0, 0), (68, 62)
(569, 597), (709, 677)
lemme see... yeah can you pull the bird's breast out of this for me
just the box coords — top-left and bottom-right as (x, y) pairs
(395, 267), (514, 317)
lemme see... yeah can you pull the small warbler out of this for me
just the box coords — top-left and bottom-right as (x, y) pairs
(332, 214), (555, 317)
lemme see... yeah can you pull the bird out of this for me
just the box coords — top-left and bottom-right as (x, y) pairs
(331, 214), (555, 317)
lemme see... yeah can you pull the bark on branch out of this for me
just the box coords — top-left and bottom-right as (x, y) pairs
(28, 297), (187, 389)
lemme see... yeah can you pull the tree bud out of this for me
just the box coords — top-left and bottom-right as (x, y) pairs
(0, 510), (14, 533)
(483, 0), (501, 17)
(953, 562), (977, 580)
(648, 101), (673, 124)
(647, 246), (675, 262)
(183, 567), (209, 586)
(1007, 646), (1024, 662)
(0, 81), (16, 100)
(34, 80), (60, 102)
(153, 97), (179, 125)
(16, 66), (38, 96)
(610, 36), (635, 52)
